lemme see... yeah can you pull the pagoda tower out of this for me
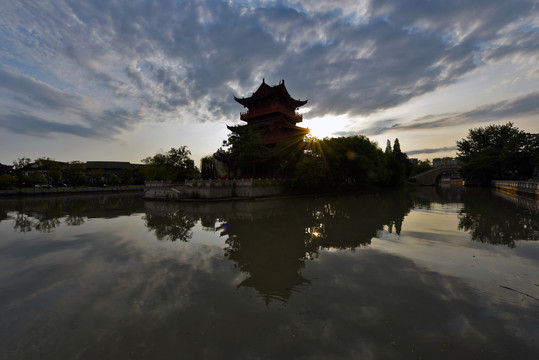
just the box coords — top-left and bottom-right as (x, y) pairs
(229, 79), (309, 145)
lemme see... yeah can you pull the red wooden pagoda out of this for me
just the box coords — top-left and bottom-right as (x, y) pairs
(229, 79), (309, 145)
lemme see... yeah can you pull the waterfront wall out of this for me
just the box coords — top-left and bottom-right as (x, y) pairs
(0, 186), (144, 196)
(144, 179), (286, 200)
(492, 180), (539, 198)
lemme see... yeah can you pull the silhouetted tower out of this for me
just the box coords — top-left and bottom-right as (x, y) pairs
(229, 79), (309, 145)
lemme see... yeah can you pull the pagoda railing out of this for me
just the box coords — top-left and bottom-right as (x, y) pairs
(240, 104), (303, 123)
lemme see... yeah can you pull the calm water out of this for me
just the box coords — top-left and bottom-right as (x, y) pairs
(1, 188), (538, 359)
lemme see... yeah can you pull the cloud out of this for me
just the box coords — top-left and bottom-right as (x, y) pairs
(0, 111), (99, 138)
(1, 0), (538, 139)
(406, 146), (458, 156)
(0, 68), (144, 138)
(0, 69), (86, 113)
(352, 91), (539, 136)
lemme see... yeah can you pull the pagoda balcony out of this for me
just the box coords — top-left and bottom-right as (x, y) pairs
(240, 104), (303, 123)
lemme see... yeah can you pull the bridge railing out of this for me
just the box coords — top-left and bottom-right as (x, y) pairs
(409, 164), (462, 179)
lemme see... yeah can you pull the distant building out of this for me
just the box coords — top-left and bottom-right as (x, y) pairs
(433, 157), (460, 167)
(409, 158), (419, 166)
(0, 163), (12, 175)
(84, 161), (145, 185)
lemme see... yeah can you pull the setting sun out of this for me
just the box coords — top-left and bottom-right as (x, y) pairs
(304, 114), (351, 139)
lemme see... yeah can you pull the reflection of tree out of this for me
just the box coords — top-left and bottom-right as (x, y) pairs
(12, 201), (63, 233)
(144, 210), (196, 242)
(458, 189), (539, 248)
(34, 218), (62, 232)
(6, 194), (145, 232)
(141, 192), (413, 304)
(221, 191), (413, 304)
(13, 213), (35, 233)
(302, 191), (413, 253)
(65, 215), (85, 226)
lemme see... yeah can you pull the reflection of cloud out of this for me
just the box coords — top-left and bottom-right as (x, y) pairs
(1, 195), (539, 358)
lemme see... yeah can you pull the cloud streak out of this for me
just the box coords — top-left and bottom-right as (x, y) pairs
(0, 0), (538, 141)
(343, 91), (539, 137)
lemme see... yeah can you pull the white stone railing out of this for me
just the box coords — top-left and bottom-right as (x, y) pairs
(492, 180), (539, 192)
(145, 181), (173, 187)
(184, 178), (285, 187)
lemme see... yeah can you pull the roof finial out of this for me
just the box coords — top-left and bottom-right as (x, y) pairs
(262, 78), (265, 83)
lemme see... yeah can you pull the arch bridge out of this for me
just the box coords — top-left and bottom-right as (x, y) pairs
(409, 165), (462, 185)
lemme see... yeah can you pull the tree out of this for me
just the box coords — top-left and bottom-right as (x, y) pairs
(0, 174), (15, 189)
(89, 169), (105, 186)
(142, 146), (200, 182)
(385, 139), (392, 154)
(109, 173), (120, 186)
(28, 172), (47, 187)
(200, 155), (218, 179)
(290, 152), (331, 190)
(13, 158), (31, 190)
(457, 122), (538, 185)
(393, 138), (401, 154)
(64, 161), (87, 187)
(323, 136), (388, 187)
(120, 168), (135, 185)
(35, 157), (62, 187)
(220, 129), (270, 178)
(410, 159), (433, 177)
(378, 138), (411, 186)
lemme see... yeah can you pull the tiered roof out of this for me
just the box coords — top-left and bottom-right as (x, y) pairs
(234, 79), (308, 109)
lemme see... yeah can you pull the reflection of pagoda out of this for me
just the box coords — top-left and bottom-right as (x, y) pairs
(229, 79), (309, 146)
(223, 216), (312, 306)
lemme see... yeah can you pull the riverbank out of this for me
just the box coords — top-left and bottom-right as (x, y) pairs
(0, 185), (144, 197)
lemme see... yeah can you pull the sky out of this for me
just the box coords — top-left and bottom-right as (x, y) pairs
(1, 0), (538, 167)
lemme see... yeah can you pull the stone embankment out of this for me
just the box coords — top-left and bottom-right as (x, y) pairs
(144, 179), (286, 200)
(0, 186), (144, 196)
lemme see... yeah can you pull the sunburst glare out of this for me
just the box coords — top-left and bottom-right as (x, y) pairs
(304, 114), (350, 139)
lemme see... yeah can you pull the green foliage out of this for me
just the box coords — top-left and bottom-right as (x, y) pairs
(28, 172), (47, 186)
(142, 146), (200, 182)
(457, 122), (538, 185)
(89, 169), (105, 186)
(109, 173), (121, 186)
(64, 161), (87, 187)
(215, 129), (413, 191)
(409, 160), (433, 177)
(120, 168), (135, 185)
(323, 136), (388, 187)
(200, 155), (218, 179)
(286, 135), (411, 190)
(13, 158), (31, 190)
(35, 157), (62, 186)
(220, 128), (271, 178)
(0, 174), (16, 189)
(290, 154), (331, 190)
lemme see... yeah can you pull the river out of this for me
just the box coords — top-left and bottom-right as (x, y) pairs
(1, 187), (538, 359)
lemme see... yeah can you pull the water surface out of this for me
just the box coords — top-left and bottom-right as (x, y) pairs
(1, 188), (538, 359)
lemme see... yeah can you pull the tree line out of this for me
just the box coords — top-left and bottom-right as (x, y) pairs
(3, 122), (535, 191)
(0, 158), (145, 190)
(456, 122), (538, 185)
(143, 132), (419, 191)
